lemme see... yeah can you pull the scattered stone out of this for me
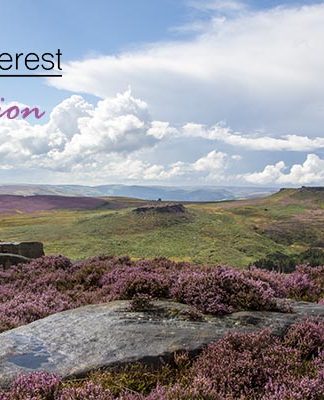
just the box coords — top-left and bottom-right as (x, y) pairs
(0, 300), (322, 388)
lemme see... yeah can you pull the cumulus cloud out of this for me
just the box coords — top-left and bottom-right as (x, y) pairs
(49, 3), (324, 136)
(0, 91), (229, 183)
(56, 91), (157, 163)
(160, 150), (229, 181)
(0, 91), (159, 172)
(243, 154), (324, 185)
(0, 90), (234, 184)
(1, 90), (323, 186)
(69, 150), (230, 184)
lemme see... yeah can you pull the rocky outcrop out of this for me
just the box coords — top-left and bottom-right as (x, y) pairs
(300, 186), (324, 192)
(0, 300), (323, 388)
(133, 204), (186, 214)
(0, 242), (44, 267)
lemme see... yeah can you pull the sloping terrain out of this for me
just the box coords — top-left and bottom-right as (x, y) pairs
(220, 187), (324, 248)
(0, 187), (322, 267)
(0, 195), (153, 215)
(0, 195), (108, 214)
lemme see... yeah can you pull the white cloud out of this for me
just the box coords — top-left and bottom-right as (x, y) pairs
(193, 150), (227, 173)
(182, 123), (324, 151)
(147, 121), (178, 139)
(1, 90), (324, 186)
(49, 3), (324, 136)
(243, 154), (324, 185)
(0, 92), (230, 183)
(71, 150), (229, 184)
(59, 90), (156, 161)
(0, 91), (159, 172)
(243, 161), (286, 185)
(0, 92), (233, 183)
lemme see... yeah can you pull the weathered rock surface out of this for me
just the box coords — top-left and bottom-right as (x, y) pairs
(0, 242), (44, 267)
(0, 300), (323, 388)
(0, 253), (30, 268)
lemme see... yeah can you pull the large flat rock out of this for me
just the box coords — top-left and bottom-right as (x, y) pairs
(0, 300), (323, 388)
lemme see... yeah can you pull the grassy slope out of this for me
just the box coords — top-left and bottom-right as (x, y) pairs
(0, 188), (323, 267)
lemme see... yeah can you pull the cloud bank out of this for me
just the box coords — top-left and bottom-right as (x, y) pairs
(1, 2), (323, 186)
(0, 91), (323, 186)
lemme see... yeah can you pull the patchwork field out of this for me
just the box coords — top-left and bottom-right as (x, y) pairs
(0, 187), (323, 267)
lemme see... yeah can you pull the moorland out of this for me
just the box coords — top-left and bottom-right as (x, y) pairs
(0, 186), (323, 267)
(0, 186), (323, 399)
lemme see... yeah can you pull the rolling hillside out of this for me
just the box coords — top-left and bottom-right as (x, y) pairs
(0, 187), (322, 267)
(0, 195), (107, 214)
(0, 195), (151, 215)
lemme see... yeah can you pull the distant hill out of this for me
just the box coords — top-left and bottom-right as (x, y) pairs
(0, 195), (154, 215)
(223, 186), (324, 205)
(0, 195), (107, 214)
(0, 184), (276, 202)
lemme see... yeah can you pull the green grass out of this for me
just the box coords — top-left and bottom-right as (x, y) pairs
(0, 189), (322, 267)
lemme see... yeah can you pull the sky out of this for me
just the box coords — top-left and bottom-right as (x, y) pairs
(0, 0), (323, 187)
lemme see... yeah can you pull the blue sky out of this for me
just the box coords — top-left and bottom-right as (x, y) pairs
(1, 0), (321, 110)
(0, 0), (189, 109)
(0, 0), (323, 186)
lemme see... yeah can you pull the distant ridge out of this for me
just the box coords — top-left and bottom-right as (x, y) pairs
(267, 187), (324, 205)
(0, 184), (277, 202)
(279, 186), (324, 192)
(277, 186), (324, 197)
(299, 186), (324, 192)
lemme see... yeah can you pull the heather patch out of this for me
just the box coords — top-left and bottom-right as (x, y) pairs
(0, 256), (323, 333)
